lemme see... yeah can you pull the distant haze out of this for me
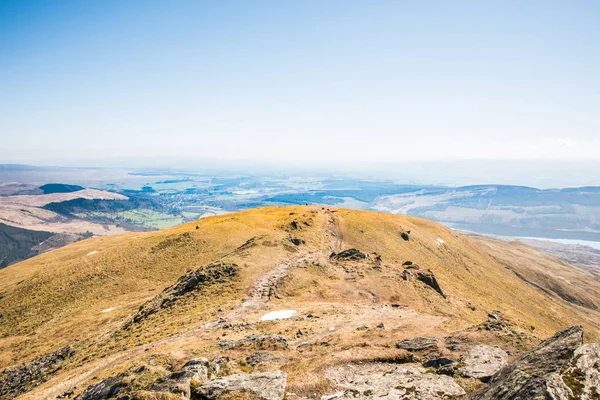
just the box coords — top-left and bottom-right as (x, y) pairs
(1, 1), (600, 165)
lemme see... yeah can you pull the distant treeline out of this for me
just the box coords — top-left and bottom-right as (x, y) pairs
(40, 183), (84, 194)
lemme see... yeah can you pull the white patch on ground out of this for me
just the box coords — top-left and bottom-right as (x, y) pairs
(100, 307), (118, 313)
(436, 237), (445, 246)
(260, 310), (297, 321)
(87, 250), (98, 256)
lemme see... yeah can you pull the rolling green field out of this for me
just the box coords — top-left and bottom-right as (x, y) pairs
(117, 209), (185, 230)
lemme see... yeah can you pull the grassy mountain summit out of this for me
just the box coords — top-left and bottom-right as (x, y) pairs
(0, 206), (599, 399)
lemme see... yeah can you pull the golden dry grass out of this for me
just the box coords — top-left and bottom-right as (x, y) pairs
(1, 205), (599, 399)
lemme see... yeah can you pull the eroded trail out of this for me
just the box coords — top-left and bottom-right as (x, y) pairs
(324, 209), (344, 253)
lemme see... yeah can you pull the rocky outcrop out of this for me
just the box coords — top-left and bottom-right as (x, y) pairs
(246, 351), (289, 367)
(217, 334), (289, 351)
(323, 365), (465, 399)
(124, 262), (237, 328)
(0, 344), (75, 400)
(416, 270), (446, 298)
(194, 370), (287, 400)
(458, 344), (507, 382)
(330, 249), (367, 261)
(396, 337), (438, 351)
(549, 343), (600, 399)
(471, 325), (584, 399)
(76, 374), (126, 400)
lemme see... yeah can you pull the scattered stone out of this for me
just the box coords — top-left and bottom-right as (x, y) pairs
(218, 334), (288, 351)
(471, 325), (584, 399)
(0, 344), (75, 400)
(396, 337), (438, 351)
(458, 344), (508, 382)
(377, 323), (385, 329)
(330, 249), (367, 261)
(402, 270), (413, 280)
(404, 264), (420, 270)
(295, 329), (303, 338)
(194, 370), (287, 400)
(400, 232), (410, 241)
(467, 301), (477, 311)
(290, 221), (299, 230)
(416, 270), (446, 298)
(402, 261), (413, 266)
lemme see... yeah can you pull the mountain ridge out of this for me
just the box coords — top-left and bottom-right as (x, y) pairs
(1, 206), (599, 399)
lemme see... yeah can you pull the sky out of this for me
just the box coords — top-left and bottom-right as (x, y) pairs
(1, 0), (600, 165)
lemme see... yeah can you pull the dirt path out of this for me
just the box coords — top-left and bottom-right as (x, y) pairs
(324, 210), (344, 253)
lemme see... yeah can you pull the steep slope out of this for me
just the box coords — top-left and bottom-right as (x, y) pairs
(0, 223), (90, 269)
(0, 223), (53, 268)
(0, 206), (599, 399)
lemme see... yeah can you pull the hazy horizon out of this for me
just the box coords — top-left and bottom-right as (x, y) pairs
(2, 158), (600, 189)
(2, 1), (600, 165)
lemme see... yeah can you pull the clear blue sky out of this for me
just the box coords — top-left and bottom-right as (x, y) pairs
(1, 0), (599, 164)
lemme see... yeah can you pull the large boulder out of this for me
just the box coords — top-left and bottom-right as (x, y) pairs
(323, 365), (465, 400)
(149, 357), (213, 398)
(396, 337), (438, 351)
(471, 325), (584, 399)
(458, 344), (508, 382)
(76, 375), (125, 400)
(194, 370), (287, 400)
(548, 343), (600, 399)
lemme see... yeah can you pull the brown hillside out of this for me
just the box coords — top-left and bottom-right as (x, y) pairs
(0, 206), (599, 399)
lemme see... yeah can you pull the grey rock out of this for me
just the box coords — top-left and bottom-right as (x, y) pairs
(323, 365), (465, 399)
(149, 357), (214, 398)
(548, 343), (600, 399)
(217, 334), (288, 350)
(458, 344), (508, 382)
(416, 270), (446, 298)
(471, 325), (584, 399)
(195, 370), (287, 400)
(396, 337), (438, 351)
(330, 249), (367, 261)
(245, 351), (289, 367)
(181, 357), (210, 382)
(76, 374), (125, 400)
(423, 357), (455, 369)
